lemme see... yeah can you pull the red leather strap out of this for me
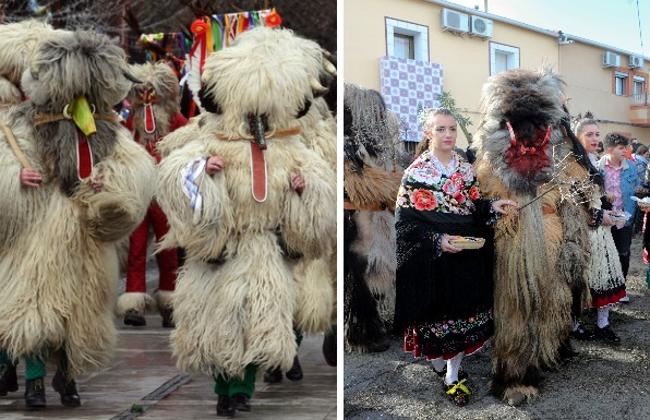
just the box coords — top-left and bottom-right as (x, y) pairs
(144, 103), (156, 134)
(77, 131), (93, 180)
(250, 143), (267, 203)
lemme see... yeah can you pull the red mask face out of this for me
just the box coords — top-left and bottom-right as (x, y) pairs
(503, 121), (552, 178)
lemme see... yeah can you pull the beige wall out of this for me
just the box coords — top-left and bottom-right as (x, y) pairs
(560, 42), (648, 122)
(345, 0), (650, 146)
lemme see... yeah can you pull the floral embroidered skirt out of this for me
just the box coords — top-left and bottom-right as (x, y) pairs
(403, 310), (493, 360)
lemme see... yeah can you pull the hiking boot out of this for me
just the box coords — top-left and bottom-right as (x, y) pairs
(160, 307), (175, 328)
(0, 363), (18, 396)
(52, 368), (81, 407)
(216, 395), (235, 417)
(24, 378), (46, 410)
(285, 356), (303, 381)
(233, 393), (251, 412)
(124, 309), (146, 326)
(263, 367), (283, 384)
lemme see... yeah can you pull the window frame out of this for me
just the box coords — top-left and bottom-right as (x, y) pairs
(613, 70), (629, 97)
(385, 17), (430, 62)
(489, 41), (520, 76)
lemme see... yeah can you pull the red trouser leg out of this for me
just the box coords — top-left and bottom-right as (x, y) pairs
(150, 202), (178, 292)
(126, 209), (151, 293)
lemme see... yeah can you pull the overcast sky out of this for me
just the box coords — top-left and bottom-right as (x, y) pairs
(447, 0), (650, 56)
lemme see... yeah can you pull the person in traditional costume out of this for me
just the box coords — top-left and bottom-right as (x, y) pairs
(474, 68), (592, 406)
(344, 83), (404, 354)
(597, 133), (639, 299)
(155, 27), (336, 417)
(263, 31), (338, 382)
(0, 18), (62, 404)
(393, 108), (515, 406)
(0, 30), (155, 409)
(569, 118), (626, 343)
(117, 61), (187, 328)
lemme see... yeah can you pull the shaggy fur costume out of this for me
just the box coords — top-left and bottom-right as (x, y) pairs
(343, 84), (403, 352)
(156, 27), (336, 378)
(156, 28), (338, 333)
(0, 30), (155, 377)
(281, 30), (337, 332)
(0, 20), (58, 98)
(117, 61), (185, 316)
(473, 69), (590, 403)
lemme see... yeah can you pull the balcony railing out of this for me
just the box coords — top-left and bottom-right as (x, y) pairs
(631, 93), (650, 106)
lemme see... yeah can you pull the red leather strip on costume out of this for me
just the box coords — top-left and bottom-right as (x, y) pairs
(250, 143), (267, 202)
(77, 131), (93, 180)
(143, 103), (156, 134)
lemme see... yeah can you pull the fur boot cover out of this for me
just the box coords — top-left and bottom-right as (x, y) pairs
(473, 69), (590, 402)
(154, 289), (174, 311)
(116, 292), (156, 316)
(156, 27), (336, 378)
(0, 30), (155, 377)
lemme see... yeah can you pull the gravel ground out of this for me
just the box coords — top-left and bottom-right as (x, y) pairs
(345, 234), (650, 420)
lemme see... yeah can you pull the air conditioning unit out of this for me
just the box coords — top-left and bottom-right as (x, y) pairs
(470, 15), (493, 38)
(629, 55), (644, 69)
(441, 8), (469, 34)
(602, 51), (620, 68)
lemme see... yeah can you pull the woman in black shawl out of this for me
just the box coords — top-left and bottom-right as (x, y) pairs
(393, 108), (515, 406)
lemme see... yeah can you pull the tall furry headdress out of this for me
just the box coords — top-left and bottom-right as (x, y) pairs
(199, 27), (332, 135)
(19, 30), (136, 195)
(474, 68), (568, 194)
(0, 20), (58, 104)
(128, 62), (180, 110)
(0, 20), (57, 85)
(21, 30), (134, 112)
(127, 61), (181, 138)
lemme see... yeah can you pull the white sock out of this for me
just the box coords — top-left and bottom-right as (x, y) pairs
(431, 358), (446, 373)
(597, 307), (610, 329)
(572, 319), (581, 332)
(445, 352), (464, 385)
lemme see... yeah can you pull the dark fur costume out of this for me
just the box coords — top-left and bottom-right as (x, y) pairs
(473, 69), (591, 404)
(343, 84), (402, 352)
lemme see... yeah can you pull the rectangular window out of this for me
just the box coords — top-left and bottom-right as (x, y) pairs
(489, 42), (520, 76)
(385, 17), (429, 62)
(633, 75), (646, 95)
(615, 71), (628, 96)
(394, 33), (415, 60)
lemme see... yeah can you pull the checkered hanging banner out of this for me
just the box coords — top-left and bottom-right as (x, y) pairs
(379, 56), (443, 142)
